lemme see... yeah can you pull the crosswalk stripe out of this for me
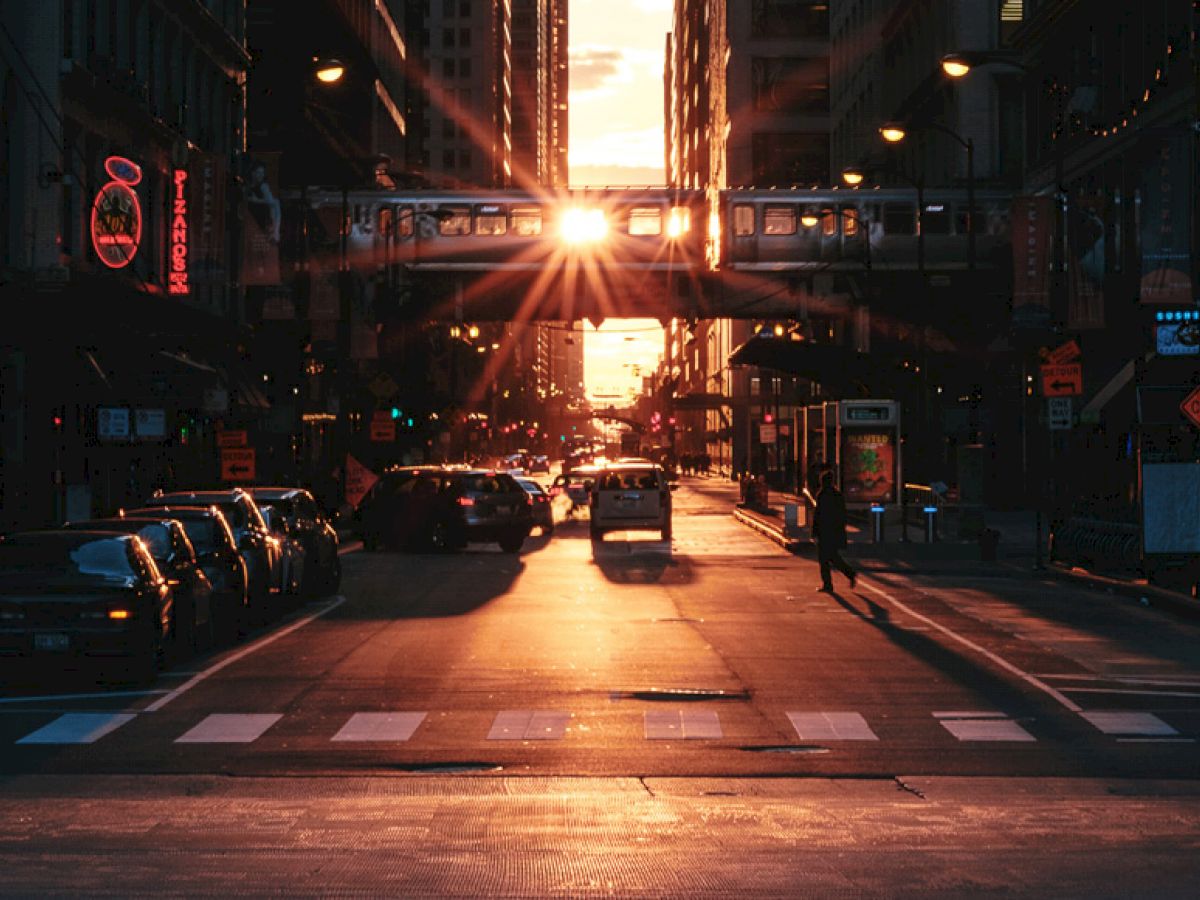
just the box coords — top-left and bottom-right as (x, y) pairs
(1081, 711), (1178, 736)
(175, 713), (282, 744)
(787, 712), (878, 741)
(935, 712), (1035, 742)
(16, 713), (136, 745)
(332, 712), (426, 742)
(487, 710), (570, 740)
(644, 709), (722, 740)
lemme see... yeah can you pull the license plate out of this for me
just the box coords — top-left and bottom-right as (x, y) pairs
(616, 494), (641, 508)
(494, 505), (512, 515)
(34, 633), (70, 652)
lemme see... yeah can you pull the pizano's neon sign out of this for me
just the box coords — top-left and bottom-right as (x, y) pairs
(90, 156), (143, 269)
(168, 168), (190, 295)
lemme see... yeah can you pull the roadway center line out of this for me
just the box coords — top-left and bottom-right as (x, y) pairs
(855, 579), (1083, 713)
(143, 596), (345, 713)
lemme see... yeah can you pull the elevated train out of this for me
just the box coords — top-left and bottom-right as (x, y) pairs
(287, 186), (1011, 279)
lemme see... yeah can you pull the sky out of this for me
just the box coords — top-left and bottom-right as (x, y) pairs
(569, 0), (672, 405)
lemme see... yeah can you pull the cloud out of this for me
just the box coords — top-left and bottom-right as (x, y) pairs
(570, 47), (626, 92)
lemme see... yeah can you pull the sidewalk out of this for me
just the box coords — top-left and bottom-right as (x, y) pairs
(718, 480), (1200, 619)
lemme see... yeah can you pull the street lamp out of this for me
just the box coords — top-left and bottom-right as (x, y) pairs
(878, 119), (976, 270)
(313, 57), (345, 84)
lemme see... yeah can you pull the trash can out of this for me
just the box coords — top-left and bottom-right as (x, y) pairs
(979, 528), (1000, 562)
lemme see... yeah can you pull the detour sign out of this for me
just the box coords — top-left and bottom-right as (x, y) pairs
(345, 454), (379, 509)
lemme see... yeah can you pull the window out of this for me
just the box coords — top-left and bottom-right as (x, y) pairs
(475, 205), (506, 235)
(511, 206), (542, 236)
(378, 207), (393, 237)
(751, 57), (829, 113)
(763, 205), (797, 235)
(459, 0), (471, 16)
(628, 207), (662, 235)
(921, 203), (951, 235)
(459, 58), (471, 78)
(443, 58), (455, 78)
(841, 206), (859, 236)
(438, 206), (471, 235)
(442, 118), (456, 139)
(750, 0), (828, 40)
(459, 28), (471, 47)
(821, 208), (837, 236)
(733, 204), (755, 236)
(458, 149), (471, 169)
(443, 149), (456, 169)
(443, 27), (455, 47)
(396, 206), (414, 237)
(882, 203), (916, 235)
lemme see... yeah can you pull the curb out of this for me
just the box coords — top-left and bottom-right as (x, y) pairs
(732, 508), (803, 551)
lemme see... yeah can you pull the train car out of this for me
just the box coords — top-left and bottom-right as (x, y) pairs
(716, 187), (1012, 272)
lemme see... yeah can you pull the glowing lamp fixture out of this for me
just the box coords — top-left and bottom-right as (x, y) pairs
(314, 58), (345, 83)
(841, 167), (865, 187)
(773, 323), (785, 337)
(879, 123), (908, 143)
(940, 54), (972, 78)
(560, 207), (608, 244)
(800, 211), (820, 228)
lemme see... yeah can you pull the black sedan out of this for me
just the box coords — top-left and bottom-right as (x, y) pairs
(0, 530), (174, 681)
(121, 506), (247, 644)
(61, 517), (216, 654)
(247, 487), (341, 597)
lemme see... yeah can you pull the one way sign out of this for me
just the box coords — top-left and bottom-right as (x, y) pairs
(1040, 362), (1082, 397)
(221, 447), (256, 482)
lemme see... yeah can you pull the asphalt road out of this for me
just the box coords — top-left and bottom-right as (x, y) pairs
(1, 478), (1199, 896)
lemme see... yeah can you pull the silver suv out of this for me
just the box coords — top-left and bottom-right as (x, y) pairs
(588, 463), (674, 541)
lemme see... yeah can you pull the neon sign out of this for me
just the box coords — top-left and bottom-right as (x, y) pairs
(90, 156), (143, 269)
(168, 168), (190, 295)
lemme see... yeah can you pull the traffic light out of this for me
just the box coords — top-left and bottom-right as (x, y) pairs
(764, 413), (774, 424)
(668, 416), (676, 426)
(391, 407), (401, 419)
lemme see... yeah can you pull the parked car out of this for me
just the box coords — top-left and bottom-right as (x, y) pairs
(247, 487), (341, 596)
(256, 505), (306, 600)
(143, 490), (281, 621)
(121, 505), (247, 644)
(589, 462), (675, 541)
(61, 516), (215, 653)
(0, 530), (174, 681)
(514, 477), (554, 535)
(359, 467), (534, 553)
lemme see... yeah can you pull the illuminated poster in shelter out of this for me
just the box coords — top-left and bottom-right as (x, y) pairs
(241, 152), (282, 285)
(840, 430), (896, 505)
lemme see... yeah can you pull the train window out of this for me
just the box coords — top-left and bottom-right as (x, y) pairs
(628, 208), (662, 236)
(733, 205), (755, 236)
(438, 206), (472, 236)
(475, 205), (507, 235)
(882, 203), (916, 235)
(511, 206), (543, 236)
(396, 206), (414, 238)
(821, 209), (837, 237)
(763, 205), (796, 235)
(921, 203), (951, 234)
(378, 207), (393, 238)
(841, 206), (859, 237)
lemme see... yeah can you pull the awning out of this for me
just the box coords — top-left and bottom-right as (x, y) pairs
(728, 336), (884, 397)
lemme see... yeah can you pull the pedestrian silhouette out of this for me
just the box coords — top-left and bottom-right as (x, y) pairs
(813, 470), (857, 592)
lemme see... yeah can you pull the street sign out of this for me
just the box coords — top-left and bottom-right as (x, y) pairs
(1048, 397), (1073, 430)
(134, 408), (166, 440)
(1046, 339), (1081, 365)
(1040, 362), (1082, 397)
(1181, 385), (1200, 429)
(220, 448), (255, 482)
(370, 411), (395, 442)
(758, 423), (777, 443)
(216, 429), (247, 448)
(97, 407), (130, 441)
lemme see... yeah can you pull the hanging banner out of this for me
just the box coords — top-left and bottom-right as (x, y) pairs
(1139, 131), (1192, 305)
(190, 152), (226, 288)
(1066, 189), (1106, 329)
(240, 152), (282, 285)
(1011, 195), (1053, 315)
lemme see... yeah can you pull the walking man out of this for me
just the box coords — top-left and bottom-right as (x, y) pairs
(813, 470), (857, 592)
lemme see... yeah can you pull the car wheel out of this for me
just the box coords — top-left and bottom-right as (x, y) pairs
(589, 524), (603, 542)
(498, 533), (524, 554)
(661, 526), (672, 541)
(543, 522), (554, 536)
(429, 519), (455, 553)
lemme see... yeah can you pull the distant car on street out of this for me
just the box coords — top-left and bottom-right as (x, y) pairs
(550, 465), (601, 515)
(589, 462), (675, 541)
(528, 455), (550, 474)
(514, 477), (554, 535)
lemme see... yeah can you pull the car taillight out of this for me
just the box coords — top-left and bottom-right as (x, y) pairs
(525, 494), (534, 506)
(457, 496), (475, 507)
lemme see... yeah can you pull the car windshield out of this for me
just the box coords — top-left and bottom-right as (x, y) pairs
(516, 479), (544, 495)
(458, 474), (518, 494)
(260, 499), (295, 518)
(0, 534), (135, 583)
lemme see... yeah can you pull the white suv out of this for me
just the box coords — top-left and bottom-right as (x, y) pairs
(588, 463), (674, 541)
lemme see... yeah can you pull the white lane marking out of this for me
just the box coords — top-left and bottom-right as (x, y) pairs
(643, 709), (722, 740)
(1081, 711), (1179, 736)
(487, 710), (569, 740)
(787, 712), (878, 741)
(0, 689), (168, 706)
(332, 712), (426, 742)
(855, 579), (1083, 713)
(144, 596), (345, 713)
(938, 717), (1036, 742)
(16, 712), (136, 745)
(933, 711), (1008, 719)
(175, 713), (282, 743)
(1061, 687), (1200, 698)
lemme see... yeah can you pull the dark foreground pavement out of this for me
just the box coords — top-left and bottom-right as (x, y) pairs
(1, 774), (1198, 897)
